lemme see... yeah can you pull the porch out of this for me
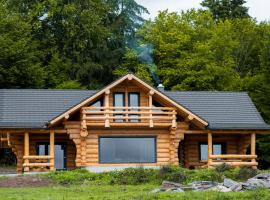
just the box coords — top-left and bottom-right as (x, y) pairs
(181, 131), (259, 169)
(3, 130), (76, 173)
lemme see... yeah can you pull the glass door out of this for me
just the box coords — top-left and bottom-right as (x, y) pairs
(36, 143), (67, 170)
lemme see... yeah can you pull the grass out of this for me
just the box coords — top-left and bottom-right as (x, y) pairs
(0, 166), (269, 199)
(0, 184), (269, 200)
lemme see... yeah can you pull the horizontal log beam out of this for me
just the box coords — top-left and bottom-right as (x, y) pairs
(23, 163), (53, 167)
(23, 155), (52, 160)
(210, 155), (257, 159)
(210, 161), (258, 167)
(83, 106), (175, 110)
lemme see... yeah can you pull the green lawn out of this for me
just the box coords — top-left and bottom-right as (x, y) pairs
(0, 184), (270, 200)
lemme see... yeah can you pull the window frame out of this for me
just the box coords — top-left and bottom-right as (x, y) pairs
(98, 136), (157, 164)
(198, 142), (226, 161)
(113, 92), (126, 107)
(128, 92), (140, 122)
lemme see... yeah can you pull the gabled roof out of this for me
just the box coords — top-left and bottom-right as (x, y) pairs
(0, 75), (269, 130)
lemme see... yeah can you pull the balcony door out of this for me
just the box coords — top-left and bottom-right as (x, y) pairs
(113, 92), (140, 122)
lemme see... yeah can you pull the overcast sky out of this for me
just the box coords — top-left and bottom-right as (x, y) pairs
(136, 0), (270, 22)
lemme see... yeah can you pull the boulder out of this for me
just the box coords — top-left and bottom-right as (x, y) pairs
(242, 173), (270, 190)
(223, 178), (242, 191)
(160, 181), (183, 191)
(208, 185), (232, 192)
(189, 181), (218, 191)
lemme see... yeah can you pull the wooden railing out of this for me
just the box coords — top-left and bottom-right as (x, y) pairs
(82, 106), (177, 128)
(209, 154), (258, 167)
(23, 155), (53, 168)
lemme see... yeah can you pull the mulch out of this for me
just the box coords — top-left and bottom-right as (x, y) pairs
(0, 176), (53, 187)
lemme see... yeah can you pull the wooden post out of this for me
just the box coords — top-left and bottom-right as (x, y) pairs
(251, 132), (257, 169)
(207, 132), (213, 168)
(24, 132), (29, 172)
(105, 90), (110, 127)
(50, 130), (55, 171)
(149, 90), (154, 128)
(169, 128), (176, 164)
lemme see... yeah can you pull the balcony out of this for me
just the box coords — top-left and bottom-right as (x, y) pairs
(81, 106), (177, 128)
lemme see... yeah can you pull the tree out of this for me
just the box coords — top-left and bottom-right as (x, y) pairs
(0, 2), (45, 88)
(4, 0), (148, 89)
(201, 0), (250, 20)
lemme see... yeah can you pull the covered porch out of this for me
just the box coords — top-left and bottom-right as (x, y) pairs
(180, 130), (270, 169)
(2, 130), (76, 173)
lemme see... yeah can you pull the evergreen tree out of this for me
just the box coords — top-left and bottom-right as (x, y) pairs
(201, 0), (250, 20)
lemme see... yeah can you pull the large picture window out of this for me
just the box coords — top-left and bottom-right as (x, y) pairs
(99, 137), (156, 163)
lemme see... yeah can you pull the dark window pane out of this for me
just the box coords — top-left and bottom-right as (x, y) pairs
(99, 137), (156, 163)
(199, 143), (225, 161)
(200, 144), (208, 161)
(128, 93), (140, 122)
(113, 93), (125, 122)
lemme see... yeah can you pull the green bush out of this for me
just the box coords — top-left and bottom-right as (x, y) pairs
(109, 167), (157, 185)
(235, 167), (258, 181)
(47, 168), (105, 185)
(215, 163), (232, 173)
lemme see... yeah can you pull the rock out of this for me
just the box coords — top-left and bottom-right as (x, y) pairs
(160, 181), (183, 191)
(208, 185), (232, 192)
(223, 178), (242, 191)
(150, 188), (161, 193)
(242, 173), (270, 190)
(171, 188), (184, 192)
(188, 181), (218, 191)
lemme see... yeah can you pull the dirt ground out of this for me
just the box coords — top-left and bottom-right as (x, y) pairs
(0, 176), (52, 187)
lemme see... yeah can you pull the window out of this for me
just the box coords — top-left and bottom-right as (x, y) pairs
(113, 92), (125, 122)
(99, 137), (156, 163)
(90, 99), (103, 107)
(128, 92), (140, 122)
(199, 143), (226, 161)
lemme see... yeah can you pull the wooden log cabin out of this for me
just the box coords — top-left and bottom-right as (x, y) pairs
(0, 74), (270, 173)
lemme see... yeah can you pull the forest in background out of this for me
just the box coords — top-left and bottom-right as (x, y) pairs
(0, 0), (270, 168)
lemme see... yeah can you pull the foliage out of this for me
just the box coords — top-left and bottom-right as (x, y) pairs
(47, 168), (107, 185)
(55, 80), (85, 89)
(215, 163), (232, 173)
(1, 0), (148, 89)
(201, 0), (250, 21)
(109, 167), (156, 185)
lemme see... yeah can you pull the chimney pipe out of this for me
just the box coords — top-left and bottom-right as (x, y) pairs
(157, 83), (165, 92)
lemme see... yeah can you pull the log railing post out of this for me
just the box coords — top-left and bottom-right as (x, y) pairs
(251, 132), (257, 169)
(24, 132), (30, 172)
(207, 132), (213, 168)
(105, 90), (110, 127)
(50, 130), (55, 171)
(149, 90), (154, 127)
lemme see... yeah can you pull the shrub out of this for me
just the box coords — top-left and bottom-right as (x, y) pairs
(109, 167), (156, 185)
(215, 163), (231, 173)
(47, 168), (104, 185)
(235, 167), (258, 181)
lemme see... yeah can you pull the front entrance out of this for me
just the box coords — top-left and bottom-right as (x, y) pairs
(36, 143), (67, 170)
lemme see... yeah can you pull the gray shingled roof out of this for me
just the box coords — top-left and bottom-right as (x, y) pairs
(0, 89), (269, 130)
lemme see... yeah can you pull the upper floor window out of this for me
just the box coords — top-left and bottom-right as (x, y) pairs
(90, 99), (103, 107)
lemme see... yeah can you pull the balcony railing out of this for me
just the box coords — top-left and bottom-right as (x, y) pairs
(81, 106), (177, 128)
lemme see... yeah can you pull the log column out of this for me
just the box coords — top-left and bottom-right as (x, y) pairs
(149, 90), (154, 128)
(251, 132), (257, 169)
(105, 90), (110, 127)
(24, 132), (30, 172)
(50, 130), (55, 171)
(207, 132), (213, 167)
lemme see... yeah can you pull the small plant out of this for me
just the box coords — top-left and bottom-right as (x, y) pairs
(235, 167), (258, 181)
(109, 167), (156, 185)
(215, 163), (231, 173)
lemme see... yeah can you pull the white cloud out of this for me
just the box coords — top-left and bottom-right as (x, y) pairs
(136, 0), (270, 21)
